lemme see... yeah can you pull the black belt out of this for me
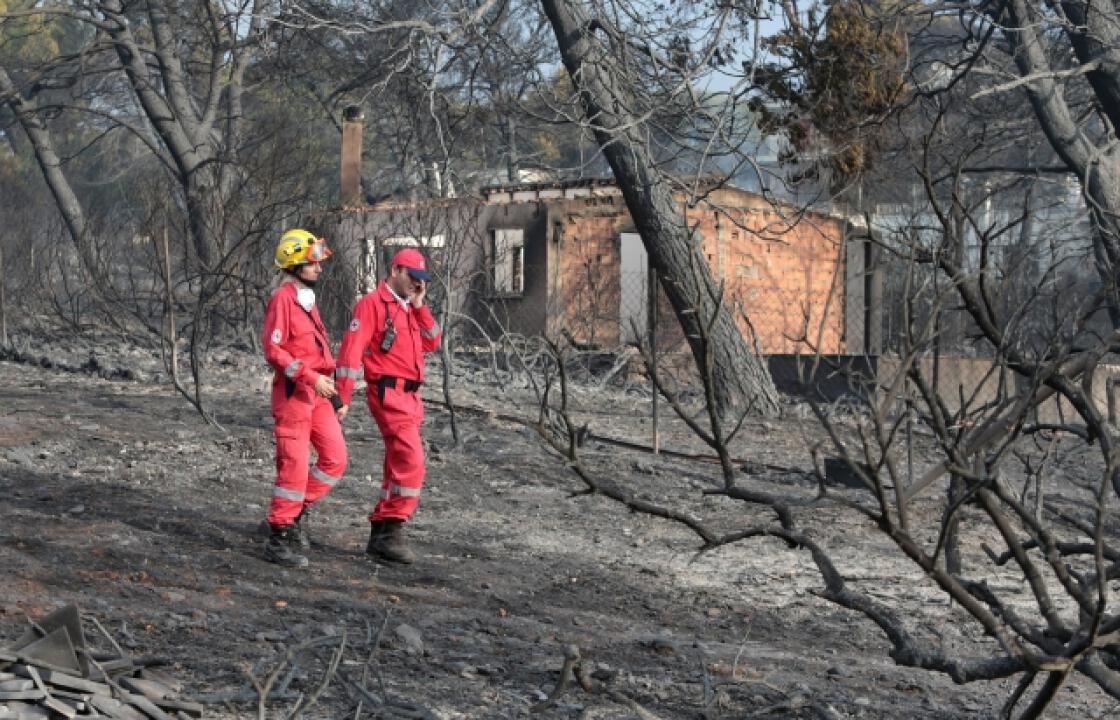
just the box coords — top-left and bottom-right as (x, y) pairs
(375, 375), (421, 403)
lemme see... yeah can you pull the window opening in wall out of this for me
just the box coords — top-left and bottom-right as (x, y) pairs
(511, 245), (523, 293)
(491, 228), (525, 295)
(365, 234), (444, 289)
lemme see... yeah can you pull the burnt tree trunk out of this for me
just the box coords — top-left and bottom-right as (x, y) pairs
(0, 67), (99, 284)
(539, 0), (781, 417)
(944, 473), (966, 577)
(999, 0), (1120, 324)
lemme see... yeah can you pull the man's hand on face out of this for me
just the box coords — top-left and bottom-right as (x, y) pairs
(409, 278), (427, 308)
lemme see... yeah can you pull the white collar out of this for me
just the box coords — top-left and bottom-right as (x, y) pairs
(386, 282), (411, 309)
(296, 286), (316, 312)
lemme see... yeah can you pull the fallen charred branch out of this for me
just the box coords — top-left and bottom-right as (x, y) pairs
(512, 319), (1120, 719)
(531, 644), (663, 719)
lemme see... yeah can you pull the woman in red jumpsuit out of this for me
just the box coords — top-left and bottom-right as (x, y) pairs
(260, 228), (348, 567)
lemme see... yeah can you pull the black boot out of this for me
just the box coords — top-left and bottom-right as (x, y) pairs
(366, 519), (416, 564)
(289, 507), (311, 550)
(265, 526), (309, 567)
(365, 520), (385, 555)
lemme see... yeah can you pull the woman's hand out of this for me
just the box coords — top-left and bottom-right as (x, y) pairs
(313, 373), (337, 398)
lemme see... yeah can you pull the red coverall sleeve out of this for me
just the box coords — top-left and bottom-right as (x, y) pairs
(414, 304), (442, 353)
(336, 297), (377, 405)
(262, 292), (318, 386)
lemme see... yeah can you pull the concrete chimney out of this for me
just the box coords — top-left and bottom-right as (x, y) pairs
(340, 105), (364, 207)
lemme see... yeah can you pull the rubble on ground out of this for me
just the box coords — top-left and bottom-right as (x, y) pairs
(0, 605), (202, 719)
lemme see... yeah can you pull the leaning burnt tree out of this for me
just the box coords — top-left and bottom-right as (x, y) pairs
(538, 0), (782, 418)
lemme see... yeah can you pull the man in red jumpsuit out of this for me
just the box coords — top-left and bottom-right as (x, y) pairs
(261, 228), (348, 568)
(336, 247), (441, 564)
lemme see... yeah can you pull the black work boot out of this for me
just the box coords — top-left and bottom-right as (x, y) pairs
(365, 519), (385, 555)
(264, 526), (309, 568)
(366, 519), (416, 564)
(289, 507), (311, 550)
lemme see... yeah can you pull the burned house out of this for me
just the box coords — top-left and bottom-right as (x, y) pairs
(313, 105), (878, 358)
(320, 177), (877, 358)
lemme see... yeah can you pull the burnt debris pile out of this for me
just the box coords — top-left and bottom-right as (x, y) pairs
(0, 605), (202, 719)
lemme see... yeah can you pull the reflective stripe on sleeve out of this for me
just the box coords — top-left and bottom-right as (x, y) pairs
(273, 486), (304, 501)
(420, 323), (441, 339)
(336, 366), (362, 380)
(310, 466), (341, 487)
(284, 359), (302, 378)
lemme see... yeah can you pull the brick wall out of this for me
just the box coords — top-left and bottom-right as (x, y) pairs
(549, 187), (848, 354)
(694, 188), (848, 354)
(548, 194), (630, 347)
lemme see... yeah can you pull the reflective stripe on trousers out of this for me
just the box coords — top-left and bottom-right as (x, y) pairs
(267, 391), (348, 528)
(383, 483), (422, 499)
(366, 383), (425, 522)
(311, 466), (341, 487)
(273, 486), (304, 502)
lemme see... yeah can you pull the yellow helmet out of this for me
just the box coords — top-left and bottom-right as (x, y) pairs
(274, 228), (332, 270)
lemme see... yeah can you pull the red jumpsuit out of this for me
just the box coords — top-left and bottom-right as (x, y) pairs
(262, 281), (348, 528)
(336, 282), (441, 522)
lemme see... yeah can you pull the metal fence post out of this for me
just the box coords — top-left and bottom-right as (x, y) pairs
(0, 241), (7, 346)
(649, 262), (659, 454)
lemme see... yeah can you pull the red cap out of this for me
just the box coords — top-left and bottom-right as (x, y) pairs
(390, 247), (431, 281)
